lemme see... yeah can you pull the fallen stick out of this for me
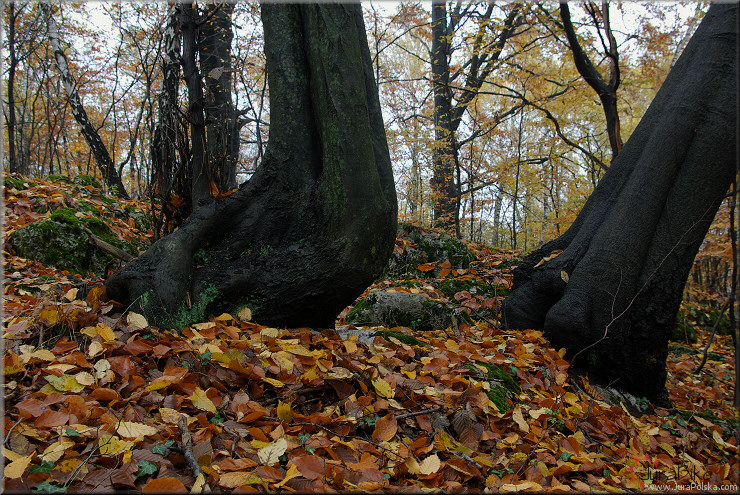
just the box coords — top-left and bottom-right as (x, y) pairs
(85, 228), (134, 262)
(177, 416), (211, 492)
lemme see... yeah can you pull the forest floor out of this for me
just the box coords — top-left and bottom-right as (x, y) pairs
(2, 176), (738, 493)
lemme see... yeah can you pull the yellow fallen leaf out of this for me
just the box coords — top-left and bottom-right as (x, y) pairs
(272, 351), (294, 373)
(529, 407), (550, 420)
(261, 327), (279, 339)
(191, 473), (207, 493)
(4, 453), (33, 479)
(88, 341), (104, 358)
(191, 387), (217, 414)
(94, 359), (111, 379)
(275, 463), (301, 488)
(419, 454), (441, 475)
(98, 434), (135, 456)
(713, 430), (737, 452)
(215, 312), (233, 321)
(237, 306), (252, 322)
(192, 322), (216, 331)
(562, 392), (580, 405)
(257, 437), (288, 465)
(262, 377), (285, 388)
(117, 421), (158, 439)
(694, 416), (714, 428)
(159, 407), (184, 424)
(127, 312), (148, 329)
(219, 471), (263, 488)
(45, 374), (85, 393)
(276, 401), (293, 423)
(327, 367), (353, 380)
(81, 326), (98, 338)
(75, 371), (95, 386)
(512, 404), (530, 434)
(501, 481), (543, 491)
(64, 288), (79, 301)
(276, 340), (317, 356)
(2, 448), (24, 462)
(555, 373), (567, 386)
(344, 340), (358, 354)
(97, 323), (115, 342)
(372, 377), (394, 399)
(41, 438), (74, 463)
(31, 349), (56, 361)
(658, 442), (676, 457)
(45, 363), (76, 374)
(406, 456), (421, 475)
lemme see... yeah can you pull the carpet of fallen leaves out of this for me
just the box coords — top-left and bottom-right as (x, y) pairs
(2, 176), (738, 493)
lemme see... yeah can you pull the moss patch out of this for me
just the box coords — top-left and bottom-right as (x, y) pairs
(4, 177), (34, 191)
(372, 329), (426, 347)
(72, 174), (102, 189)
(438, 278), (508, 298)
(9, 213), (138, 276)
(385, 224), (477, 279)
(465, 362), (519, 413)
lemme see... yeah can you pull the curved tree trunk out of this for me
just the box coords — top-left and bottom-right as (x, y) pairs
(502, 3), (736, 404)
(107, 3), (397, 329)
(40, 3), (129, 199)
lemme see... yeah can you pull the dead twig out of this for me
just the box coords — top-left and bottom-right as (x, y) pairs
(695, 299), (730, 373)
(395, 407), (442, 421)
(178, 416), (211, 491)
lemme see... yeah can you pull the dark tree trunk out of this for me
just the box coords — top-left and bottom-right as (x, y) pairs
(150, 3), (190, 237)
(502, 3), (736, 404)
(200, 2), (239, 193)
(430, 2), (521, 237)
(106, 3), (397, 330)
(180, 2), (210, 209)
(6, 2), (18, 173)
(560, 2), (623, 160)
(40, 3), (129, 199)
(430, 1), (458, 235)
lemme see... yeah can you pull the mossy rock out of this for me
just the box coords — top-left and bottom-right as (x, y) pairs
(9, 214), (137, 276)
(438, 278), (508, 299)
(72, 174), (102, 189)
(47, 174), (72, 184)
(465, 362), (519, 412)
(346, 290), (460, 331)
(4, 177), (33, 191)
(385, 224), (477, 279)
(372, 329), (427, 347)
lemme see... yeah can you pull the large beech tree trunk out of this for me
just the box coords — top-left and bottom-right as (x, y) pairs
(107, 3), (397, 329)
(502, 3), (736, 404)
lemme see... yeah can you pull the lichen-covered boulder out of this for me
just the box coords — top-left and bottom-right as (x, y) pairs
(9, 208), (137, 276)
(386, 224), (476, 279)
(346, 290), (462, 331)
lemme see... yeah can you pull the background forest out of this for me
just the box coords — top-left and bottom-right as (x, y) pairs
(3, 1), (732, 314)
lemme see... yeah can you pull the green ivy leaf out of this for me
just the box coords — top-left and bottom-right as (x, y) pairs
(33, 481), (66, 493)
(297, 432), (311, 445)
(29, 461), (54, 474)
(152, 439), (175, 455)
(136, 460), (158, 478)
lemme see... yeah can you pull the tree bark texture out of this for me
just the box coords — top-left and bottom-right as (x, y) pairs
(7, 2), (18, 174)
(502, 3), (736, 404)
(200, 2), (239, 193)
(107, 3), (397, 329)
(430, 1), (458, 235)
(40, 3), (129, 199)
